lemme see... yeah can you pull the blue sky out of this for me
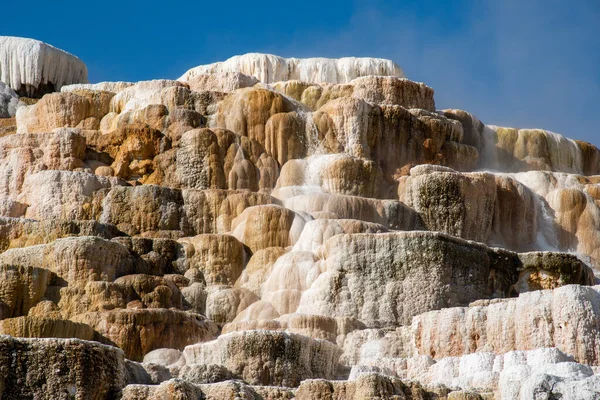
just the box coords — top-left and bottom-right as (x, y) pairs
(3, 0), (599, 146)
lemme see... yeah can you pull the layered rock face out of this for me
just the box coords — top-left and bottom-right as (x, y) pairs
(0, 46), (599, 399)
(179, 53), (405, 84)
(0, 36), (88, 97)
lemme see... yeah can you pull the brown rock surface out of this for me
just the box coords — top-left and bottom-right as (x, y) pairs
(1, 50), (599, 399)
(16, 90), (114, 133)
(0, 336), (125, 399)
(183, 330), (341, 386)
(71, 308), (218, 361)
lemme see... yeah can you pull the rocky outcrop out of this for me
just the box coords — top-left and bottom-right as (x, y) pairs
(297, 231), (522, 327)
(122, 379), (298, 400)
(399, 166), (496, 242)
(295, 373), (448, 400)
(20, 170), (125, 220)
(0, 36), (88, 97)
(0, 336), (124, 399)
(98, 186), (277, 236)
(179, 53), (404, 84)
(186, 71), (259, 92)
(210, 88), (477, 183)
(359, 347), (599, 400)
(0, 236), (136, 284)
(71, 309), (218, 361)
(492, 127), (593, 175)
(183, 330), (341, 386)
(274, 75), (435, 111)
(178, 234), (247, 285)
(411, 284), (600, 365)
(0, 316), (102, 342)
(0, 265), (53, 318)
(0, 218), (123, 252)
(0, 81), (22, 118)
(231, 205), (307, 252)
(283, 192), (421, 230)
(82, 123), (168, 182)
(148, 127), (279, 191)
(1, 48), (599, 399)
(16, 90), (113, 133)
(345, 285), (600, 367)
(61, 81), (134, 94)
(0, 129), (87, 201)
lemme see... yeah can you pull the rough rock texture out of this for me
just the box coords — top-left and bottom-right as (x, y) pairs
(180, 53), (404, 84)
(72, 309), (218, 361)
(178, 234), (247, 285)
(295, 373), (447, 400)
(297, 231), (523, 327)
(1, 50), (599, 399)
(378, 348), (598, 400)
(0, 336), (125, 399)
(273, 75), (435, 111)
(0, 129), (88, 200)
(0, 217), (123, 252)
(0, 81), (23, 117)
(0, 36), (88, 97)
(0, 316), (103, 342)
(345, 285), (600, 368)
(399, 166), (496, 242)
(231, 205), (307, 252)
(183, 330), (341, 386)
(187, 72), (259, 92)
(61, 81), (134, 93)
(16, 90), (114, 133)
(209, 88), (476, 184)
(411, 285), (600, 365)
(491, 126), (595, 175)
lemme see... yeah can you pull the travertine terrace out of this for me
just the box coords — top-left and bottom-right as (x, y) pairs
(0, 37), (599, 399)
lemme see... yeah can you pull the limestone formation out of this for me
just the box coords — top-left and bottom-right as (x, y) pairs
(0, 336), (125, 399)
(16, 90), (114, 133)
(183, 330), (341, 386)
(297, 231), (522, 327)
(0, 81), (22, 117)
(273, 75), (435, 111)
(0, 129), (87, 201)
(398, 166), (497, 242)
(0, 36), (88, 97)
(71, 309), (218, 361)
(231, 204), (307, 252)
(186, 71), (259, 92)
(0, 46), (599, 398)
(61, 81), (134, 94)
(180, 53), (404, 84)
(0, 218), (123, 252)
(295, 373), (446, 400)
(178, 234), (247, 285)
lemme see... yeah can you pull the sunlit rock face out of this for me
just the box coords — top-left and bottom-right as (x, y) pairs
(0, 47), (599, 398)
(0, 36), (88, 98)
(272, 75), (435, 111)
(179, 53), (405, 84)
(16, 90), (114, 133)
(295, 231), (594, 327)
(399, 166), (497, 243)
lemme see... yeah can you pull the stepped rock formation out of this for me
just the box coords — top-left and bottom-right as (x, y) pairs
(0, 40), (599, 399)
